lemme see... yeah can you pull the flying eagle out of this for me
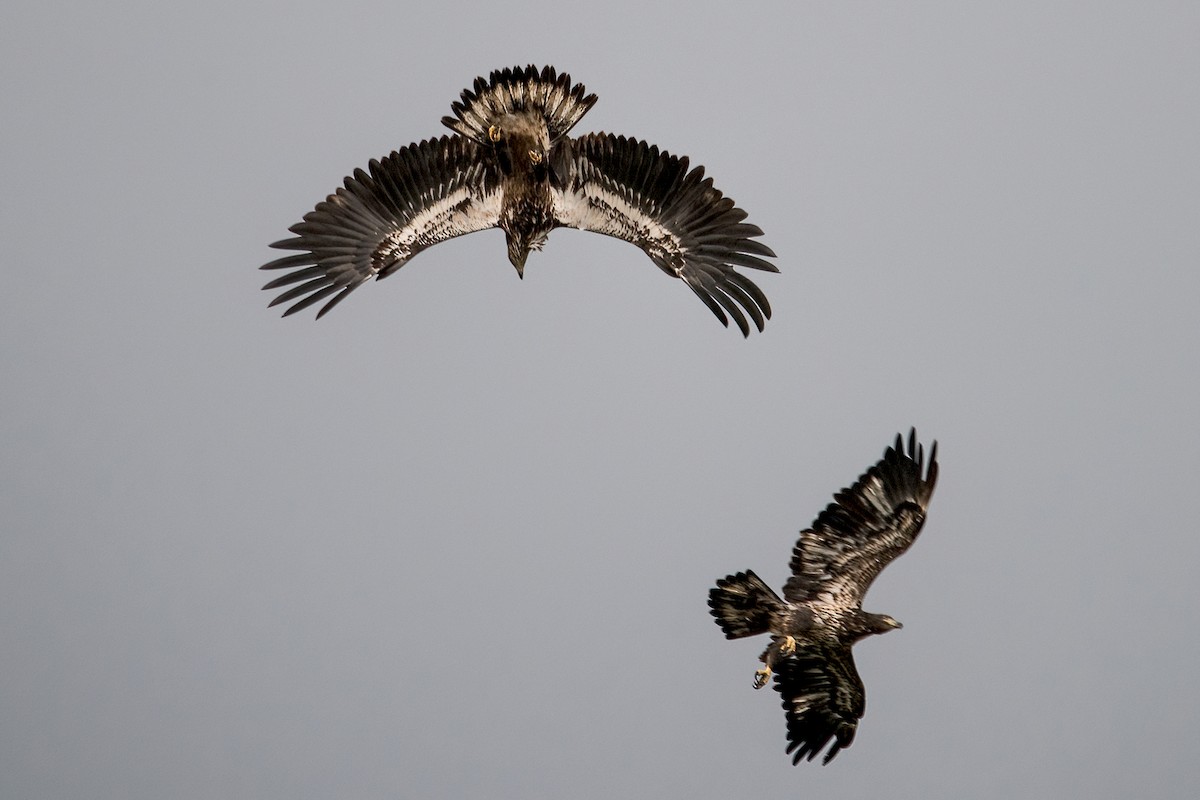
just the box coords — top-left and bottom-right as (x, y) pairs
(260, 65), (777, 335)
(708, 430), (939, 764)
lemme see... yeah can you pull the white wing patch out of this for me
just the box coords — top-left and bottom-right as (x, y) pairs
(552, 182), (686, 275)
(377, 184), (502, 273)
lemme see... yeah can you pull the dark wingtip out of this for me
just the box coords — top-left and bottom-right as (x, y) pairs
(898, 427), (939, 483)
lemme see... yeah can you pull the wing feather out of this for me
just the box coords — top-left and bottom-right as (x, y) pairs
(775, 645), (865, 765)
(550, 133), (777, 336)
(260, 136), (502, 318)
(783, 429), (939, 606)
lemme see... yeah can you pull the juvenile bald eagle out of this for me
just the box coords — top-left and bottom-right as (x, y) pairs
(261, 65), (777, 335)
(709, 430), (939, 764)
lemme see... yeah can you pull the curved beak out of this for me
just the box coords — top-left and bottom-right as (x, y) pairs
(506, 234), (529, 279)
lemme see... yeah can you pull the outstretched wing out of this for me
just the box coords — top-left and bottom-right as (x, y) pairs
(261, 136), (502, 319)
(550, 133), (778, 336)
(441, 64), (597, 145)
(775, 644), (865, 765)
(783, 429), (939, 606)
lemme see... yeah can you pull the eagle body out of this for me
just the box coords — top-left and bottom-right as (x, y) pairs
(262, 66), (777, 334)
(486, 110), (556, 273)
(709, 430), (939, 764)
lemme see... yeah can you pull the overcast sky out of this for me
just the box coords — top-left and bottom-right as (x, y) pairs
(3, 2), (1198, 798)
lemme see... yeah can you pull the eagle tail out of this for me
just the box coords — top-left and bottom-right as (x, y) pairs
(708, 570), (784, 639)
(441, 65), (599, 145)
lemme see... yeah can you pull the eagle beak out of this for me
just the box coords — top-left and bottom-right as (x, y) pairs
(506, 235), (529, 279)
(508, 248), (527, 279)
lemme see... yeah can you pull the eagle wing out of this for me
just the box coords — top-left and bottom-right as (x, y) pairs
(549, 133), (778, 336)
(261, 135), (502, 319)
(783, 429), (939, 607)
(775, 644), (865, 764)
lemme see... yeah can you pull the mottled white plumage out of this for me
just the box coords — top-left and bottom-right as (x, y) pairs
(709, 430), (939, 764)
(261, 66), (777, 333)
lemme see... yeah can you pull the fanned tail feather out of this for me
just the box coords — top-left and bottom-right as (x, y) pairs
(442, 65), (598, 145)
(708, 570), (783, 639)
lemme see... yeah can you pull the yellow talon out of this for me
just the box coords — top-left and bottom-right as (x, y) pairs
(754, 667), (771, 690)
(529, 149), (543, 164)
(488, 125), (502, 142)
(780, 635), (797, 655)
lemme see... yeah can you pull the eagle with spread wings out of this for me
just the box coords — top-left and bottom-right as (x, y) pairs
(709, 430), (939, 764)
(261, 65), (777, 335)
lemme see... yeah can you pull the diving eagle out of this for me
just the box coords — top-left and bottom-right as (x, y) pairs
(708, 430), (939, 764)
(260, 65), (777, 335)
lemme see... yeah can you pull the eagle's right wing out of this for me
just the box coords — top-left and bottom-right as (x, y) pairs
(261, 135), (502, 319)
(550, 133), (778, 336)
(775, 644), (865, 765)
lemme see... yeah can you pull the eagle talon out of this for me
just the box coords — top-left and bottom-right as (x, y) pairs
(488, 124), (502, 142)
(780, 635), (797, 655)
(753, 667), (772, 690)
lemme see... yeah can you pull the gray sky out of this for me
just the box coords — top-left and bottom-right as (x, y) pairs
(3, 1), (1198, 798)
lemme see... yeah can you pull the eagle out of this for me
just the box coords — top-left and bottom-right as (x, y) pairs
(708, 429), (939, 764)
(260, 65), (778, 335)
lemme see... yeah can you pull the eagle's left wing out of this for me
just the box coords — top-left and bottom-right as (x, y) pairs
(550, 133), (777, 336)
(775, 644), (865, 765)
(261, 135), (502, 319)
(783, 430), (939, 607)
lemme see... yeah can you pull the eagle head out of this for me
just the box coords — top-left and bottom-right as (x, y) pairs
(848, 610), (904, 641)
(505, 227), (549, 278)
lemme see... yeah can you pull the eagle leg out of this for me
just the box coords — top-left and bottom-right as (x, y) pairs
(779, 635), (797, 655)
(753, 666), (772, 690)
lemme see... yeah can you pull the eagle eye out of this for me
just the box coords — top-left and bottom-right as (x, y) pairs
(488, 125), (502, 142)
